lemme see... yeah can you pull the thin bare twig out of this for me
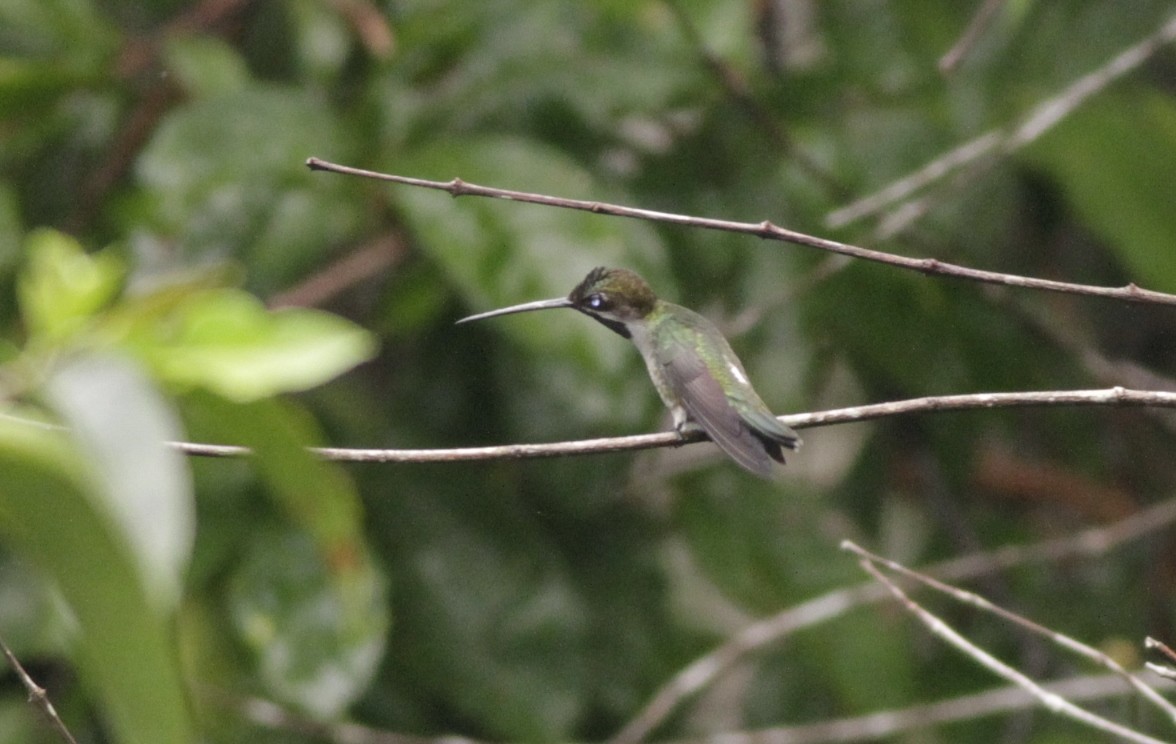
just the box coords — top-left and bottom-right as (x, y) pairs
(661, 0), (843, 198)
(268, 234), (406, 309)
(226, 672), (1174, 744)
(608, 497), (1176, 744)
(662, 673), (1175, 744)
(844, 542), (1176, 724)
(828, 12), (1176, 228)
(1145, 637), (1176, 681)
(172, 387), (1176, 462)
(852, 552), (1169, 744)
(0, 635), (79, 744)
(306, 157), (1176, 306)
(939, 0), (1008, 74)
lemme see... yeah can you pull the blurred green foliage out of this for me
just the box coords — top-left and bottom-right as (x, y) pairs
(2, 1), (1176, 743)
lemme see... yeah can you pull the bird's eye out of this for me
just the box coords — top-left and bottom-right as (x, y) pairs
(587, 293), (607, 310)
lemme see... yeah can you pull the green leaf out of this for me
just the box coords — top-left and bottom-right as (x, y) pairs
(0, 183), (23, 275)
(0, 359), (195, 743)
(184, 393), (389, 717)
(136, 87), (360, 291)
(45, 355), (195, 606)
(131, 289), (377, 401)
(229, 526), (388, 719)
(18, 228), (123, 342)
(397, 136), (673, 432)
(382, 486), (589, 740)
(1025, 90), (1176, 292)
(162, 35), (250, 98)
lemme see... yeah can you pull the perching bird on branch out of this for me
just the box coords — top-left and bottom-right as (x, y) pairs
(458, 267), (800, 477)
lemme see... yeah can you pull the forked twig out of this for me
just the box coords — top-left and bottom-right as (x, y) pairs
(608, 497), (1176, 744)
(852, 553), (1169, 744)
(845, 541), (1176, 723)
(828, 12), (1176, 228)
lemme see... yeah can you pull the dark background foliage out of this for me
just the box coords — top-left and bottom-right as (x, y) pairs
(3, 1), (1176, 742)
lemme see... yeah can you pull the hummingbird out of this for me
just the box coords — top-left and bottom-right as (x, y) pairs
(457, 267), (801, 477)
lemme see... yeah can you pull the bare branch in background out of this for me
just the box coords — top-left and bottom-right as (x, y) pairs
(939, 0), (1008, 74)
(608, 497), (1176, 744)
(849, 545), (1170, 744)
(827, 12), (1176, 229)
(844, 542), (1176, 723)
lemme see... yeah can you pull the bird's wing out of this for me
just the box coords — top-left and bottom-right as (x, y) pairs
(662, 347), (775, 478)
(734, 401), (801, 449)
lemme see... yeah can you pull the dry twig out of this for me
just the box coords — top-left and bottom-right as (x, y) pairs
(306, 159), (1176, 306)
(850, 549), (1169, 744)
(827, 12), (1176, 229)
(0, 635), (79, 744)
(607, 497), (1176, 744)
(844, 542), (1176, 723)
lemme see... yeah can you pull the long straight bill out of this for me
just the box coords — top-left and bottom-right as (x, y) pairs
(456, 297), (574, 324)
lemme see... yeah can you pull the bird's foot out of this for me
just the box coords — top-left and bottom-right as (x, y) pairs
(675, 420), (705, 439)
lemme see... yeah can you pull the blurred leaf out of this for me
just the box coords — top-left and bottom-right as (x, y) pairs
(287, 0), (353, 82)
(0, 395), (194, 743)
(380, 485), (589, 741)
(0, 551), (69, 656)
(163, 35), (250, 98)
(136, 86), (359, 290)
(45, 354), (194, 607)
(0, 0), (116, 58)
(229, 526), (387, 719)
(398, 136), (671, 313)
(185, 393), (389, 717)
(397, 136), (672, 432)
(129, 289), (376, 401)
(0, 182), (22, 275)
(1025, 90), (1176, 292)
(388, 3), (698, 147)
(18, 228), (122, 343)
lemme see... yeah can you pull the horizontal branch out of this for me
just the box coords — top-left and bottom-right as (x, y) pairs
(306, 158), (1176, 306)
(173, 387), (1176, 462)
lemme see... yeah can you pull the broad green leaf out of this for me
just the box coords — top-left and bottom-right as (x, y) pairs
(229, 526), (388, 719)
(287, 0), (353, 82)
(397, 136), (671, 322)
(163, 35), (250, 98)
(1024, 90), (1176, 292)
(185, 393), (388, 717)
(136, 87), (359, 291)
(45, 354), (194, 607)
(396, 136), (672, 432)
(0, 404), (193, 744)
(18, 229), (122, 342)
(131, 289), (376, 401)
(379, 485), (589, 740)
